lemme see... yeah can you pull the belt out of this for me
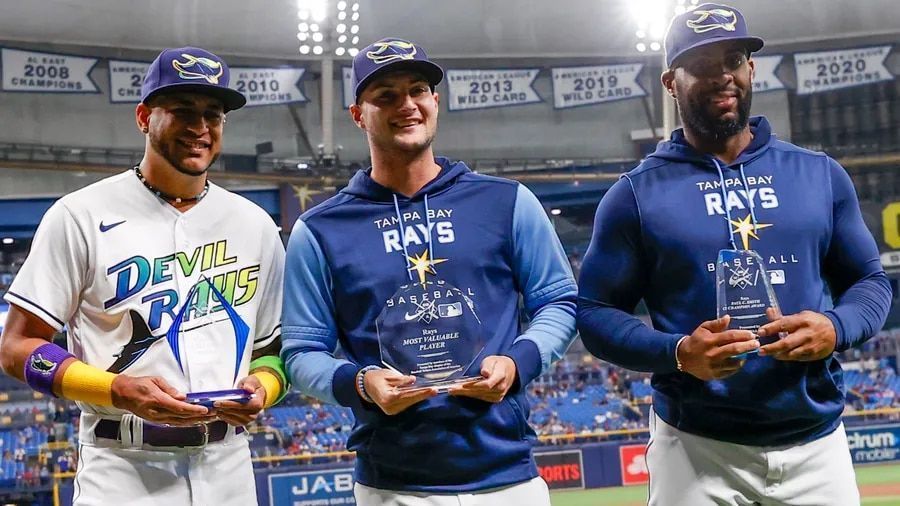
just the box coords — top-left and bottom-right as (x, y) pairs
(95, 419), (244, 448)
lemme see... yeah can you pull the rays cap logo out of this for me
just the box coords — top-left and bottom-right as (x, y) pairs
(351, 38), (444, 103)
(664, 3), (763, 68)
(141, 46), (247, 112)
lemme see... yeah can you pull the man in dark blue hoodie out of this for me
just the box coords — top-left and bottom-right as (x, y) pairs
(578, 4), (891, 506)
(281, 38), (577, 505)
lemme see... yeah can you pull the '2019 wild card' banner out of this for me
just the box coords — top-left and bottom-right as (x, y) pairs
(2, 48), (99, 93)
(794, 45), (893, 95)
(551, 63), (646, 109)
(446, 69), (541, 111)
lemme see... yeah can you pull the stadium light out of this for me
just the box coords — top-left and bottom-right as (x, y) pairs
(631, 0), (699, 53)
(296, 0), (365, 160)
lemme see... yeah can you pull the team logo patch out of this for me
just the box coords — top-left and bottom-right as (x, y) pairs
(686, 8), (737, 33)
(171, 53), (224, 84)
(367, 40), (417, 65)
(29, 354), (57, 375)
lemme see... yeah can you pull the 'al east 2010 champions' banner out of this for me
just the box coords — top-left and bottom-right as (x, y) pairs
(551, 63), (646, 109)
(446, 68), (541, 111)
(109, 59), (307, 107)
(1, 48), (99, 93)
(794, 45), (893, 95)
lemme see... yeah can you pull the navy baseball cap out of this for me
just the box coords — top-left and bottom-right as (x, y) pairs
(351, 38), (444, 103)
(141, 47), (247, 112)
(664, 4), (764, 68)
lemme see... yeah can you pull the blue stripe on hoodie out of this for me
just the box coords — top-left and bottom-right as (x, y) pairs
(282, 157), (576, 492)
(577, 116), (892, 446)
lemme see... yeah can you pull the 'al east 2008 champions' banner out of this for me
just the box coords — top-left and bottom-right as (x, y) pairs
(551, 63), (646, 109)
(446, 68), (541, 111)
(1, 48), (99, 93)
(109, 59), (307, 106)
(794, 45), (893, 95)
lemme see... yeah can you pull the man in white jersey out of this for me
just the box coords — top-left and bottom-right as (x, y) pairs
(0, 46), (288, 505)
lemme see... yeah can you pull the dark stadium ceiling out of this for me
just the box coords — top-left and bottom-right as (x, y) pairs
(0, 0), (897, 60)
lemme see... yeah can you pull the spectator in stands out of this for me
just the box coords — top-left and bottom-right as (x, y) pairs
(577, 4), (893, 505)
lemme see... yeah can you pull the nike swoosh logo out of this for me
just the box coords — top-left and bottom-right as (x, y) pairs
(404, 312), (422, 321)
(99, 220), (126, 232)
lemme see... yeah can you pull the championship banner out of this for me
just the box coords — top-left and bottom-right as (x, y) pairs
(551, 63), (646, 109)
(794, 45), (893, 95)
(230, 67), (307, 107)
(108, 60), (149, 103)
(751, 55), (785, 93)
(1, 48), (99, 93)
(535, 450), (585, 490)
(446, 68), (541, 111)
(268, 468), (355, 506)
(342, 66), (354, 108)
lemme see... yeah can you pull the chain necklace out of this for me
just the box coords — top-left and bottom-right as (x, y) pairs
(133, 166), (209, 203)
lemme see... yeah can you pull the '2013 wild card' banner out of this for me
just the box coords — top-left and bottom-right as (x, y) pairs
(446, 69), (541, 111)
(794, 45), (893, 95)
(109, 61), (307, 106)
(551, 63), (646, 109)
(2, 48), (99, 93)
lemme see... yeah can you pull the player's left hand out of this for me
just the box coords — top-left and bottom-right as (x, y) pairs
(448, 355), (517, 403)
(212, 375), (266, 427)
(757, 308), (837, 361)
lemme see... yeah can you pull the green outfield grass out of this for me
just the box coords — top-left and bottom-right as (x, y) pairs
(549, 463), (900, 506)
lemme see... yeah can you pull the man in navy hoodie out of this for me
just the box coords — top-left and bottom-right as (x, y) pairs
(578, 4), (891, 505)
(281, 38), (576, 505)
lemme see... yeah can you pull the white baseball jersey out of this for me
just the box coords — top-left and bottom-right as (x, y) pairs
(5, 170), (284, 418)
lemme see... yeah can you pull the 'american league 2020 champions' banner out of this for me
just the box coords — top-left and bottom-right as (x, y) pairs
(750, 55), (786, 93)
(2, 48), (99, 93)
(794, 45), (893, 95)
(551, 63), (646, 109)
(446, 68), (541, 111)
(108, 60), (307, 106)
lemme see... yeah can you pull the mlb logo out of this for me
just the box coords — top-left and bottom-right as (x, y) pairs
(769, 270), (785, 285)
(619, 445), (649, 485)
(438, 302), (462, 318)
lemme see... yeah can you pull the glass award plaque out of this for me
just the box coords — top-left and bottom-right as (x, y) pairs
(166, 278), (250, 402)
(716, 249), (782, 357)
(376, 280), (485, 391)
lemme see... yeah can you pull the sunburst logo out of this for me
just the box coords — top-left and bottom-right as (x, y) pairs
(406, 249), (448, 285)
(727, 214), (773, 250)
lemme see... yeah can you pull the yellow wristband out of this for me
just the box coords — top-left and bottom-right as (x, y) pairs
(60, 361), (116, 406)
(252, 370), (282, 408)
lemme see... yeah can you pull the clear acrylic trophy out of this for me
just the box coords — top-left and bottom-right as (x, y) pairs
(376, 280), (486, 391)
(716, 249), (782, 357)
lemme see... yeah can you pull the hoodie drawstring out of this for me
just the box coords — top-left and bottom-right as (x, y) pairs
(392, 193), (435, 282)
(713, 159), (759, 250)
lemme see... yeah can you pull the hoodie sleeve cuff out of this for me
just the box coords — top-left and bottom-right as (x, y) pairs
(824, 310), (848, 352)
(505, 339), (543, 393)
(332, 362), (364, 410)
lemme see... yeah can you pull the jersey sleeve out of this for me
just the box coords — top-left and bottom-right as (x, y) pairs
(4, 201), (89, 330)
(822, 158), (892, 351)
(252, 221), (285, 350)
(505, 184), (578, 388)
(576, 176), (685, 373)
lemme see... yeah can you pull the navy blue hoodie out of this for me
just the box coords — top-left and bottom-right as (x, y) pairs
(577, 117), (891, 446)
(281, 158), (577, 492)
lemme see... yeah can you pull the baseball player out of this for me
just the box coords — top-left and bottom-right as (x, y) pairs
(577, 5), (892, 505)
(0, 47), (288, 505)
(280, 38), (577, 505)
